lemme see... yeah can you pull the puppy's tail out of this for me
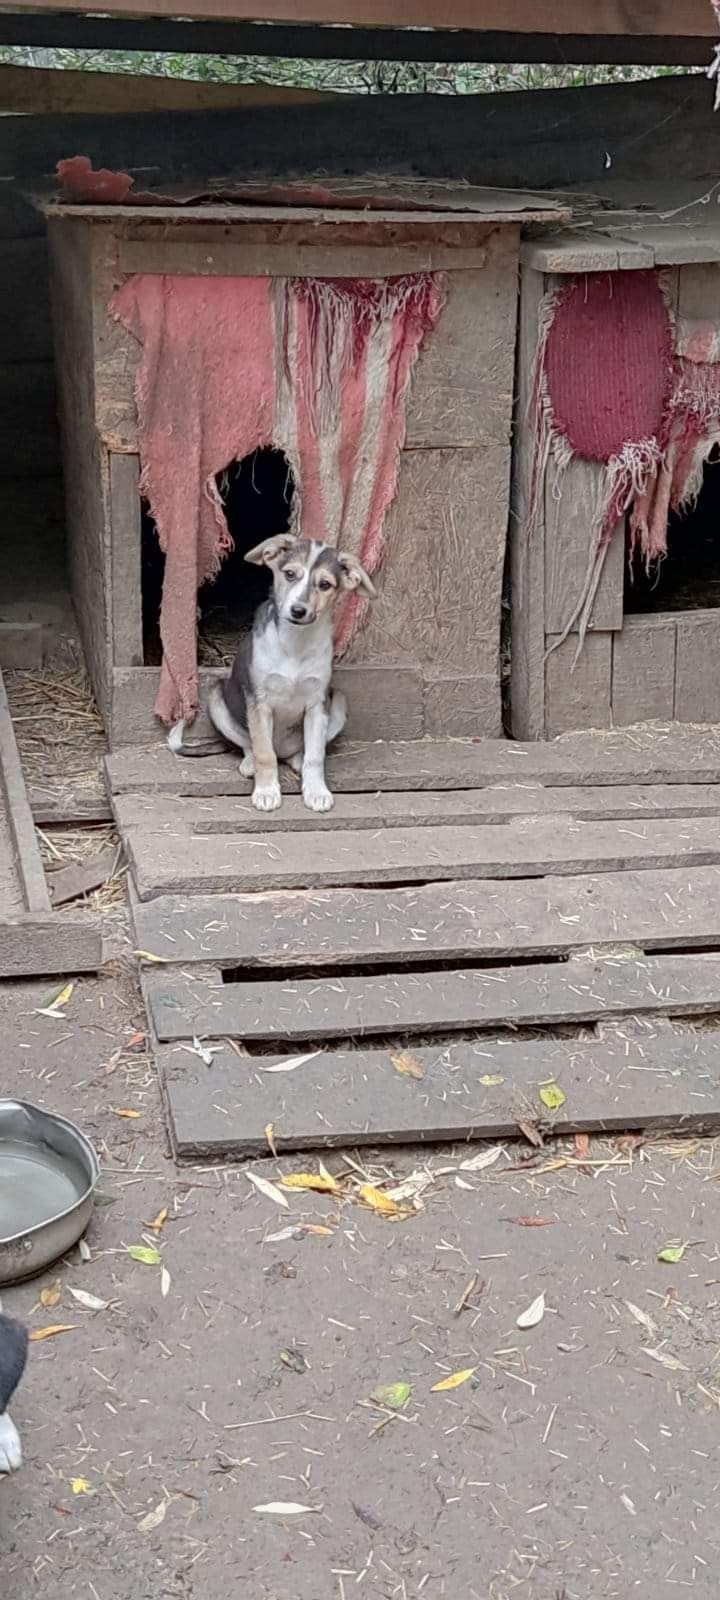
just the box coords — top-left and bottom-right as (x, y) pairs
(166, 717), (228, 759)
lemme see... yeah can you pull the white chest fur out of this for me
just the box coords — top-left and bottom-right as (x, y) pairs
(252, 617), (333, 725)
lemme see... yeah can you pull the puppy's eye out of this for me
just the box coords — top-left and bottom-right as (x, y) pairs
(283, 569), (298, 582)
(318, 578), (333, 591)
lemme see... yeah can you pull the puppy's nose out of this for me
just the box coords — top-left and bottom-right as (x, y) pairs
(290, 603), (307, 621)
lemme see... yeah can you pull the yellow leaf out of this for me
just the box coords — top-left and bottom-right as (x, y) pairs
(538, 1082), (566, 1112)
(70, 1477), (93, 1496)
(302, 1223), (334, 1237)
(390, 1051), (424, 1080)
(281, 1172), (339, 1194)
(29, 1324), (77, 1342)
(265, 1122), (277, 1158)
(431, 1367), (476, 1392)
(357, 1183), (404, 1217)
(144, 1207), (168, 1233)
(51, 981), (74, 1010)
(133, 949), (169, 964)
(479, 1074), (505, 1087)
(40, 1280), (61, 1309)
(111, 1107), (142, 1119)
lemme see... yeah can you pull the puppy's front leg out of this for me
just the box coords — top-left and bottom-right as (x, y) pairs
(247, 701), (281, 811)
(302, 701), (333, 812)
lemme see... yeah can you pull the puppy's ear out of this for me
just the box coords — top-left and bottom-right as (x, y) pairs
(336, 553), (377, 598)
(244, 534), (297, 567)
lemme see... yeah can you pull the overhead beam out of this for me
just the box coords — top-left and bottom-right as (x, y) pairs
(0, 1), (714, 34)
(0, 11), (712, 64)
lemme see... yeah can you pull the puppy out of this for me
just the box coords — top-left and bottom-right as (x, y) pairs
(0, 1309), (28, 1474)
(170, 535), (376, 813)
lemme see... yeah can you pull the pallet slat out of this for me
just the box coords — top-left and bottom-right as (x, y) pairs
(146, 953), (720, 1043)
(127, 815), (720, 898)
(131, 865), (720, 969)
(0, 916), (103, 978)
(159, 1030), (720, 1159)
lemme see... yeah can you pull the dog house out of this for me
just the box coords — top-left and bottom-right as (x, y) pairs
(510, 225), (720, 737)
(45, 184), (566, 748)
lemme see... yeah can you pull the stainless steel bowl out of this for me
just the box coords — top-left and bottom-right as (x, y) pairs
(0, 1101), (100, 1285)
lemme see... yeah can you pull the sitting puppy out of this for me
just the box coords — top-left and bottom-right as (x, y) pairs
(172, 536), (376, 813)
(0, 1309), (28, 1474)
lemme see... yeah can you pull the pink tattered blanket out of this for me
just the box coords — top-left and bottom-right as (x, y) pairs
(112, 272), (444, 726)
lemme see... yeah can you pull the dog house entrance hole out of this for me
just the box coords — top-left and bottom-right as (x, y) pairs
(624, 447), (720, 616)
(141, 448), (295, 666)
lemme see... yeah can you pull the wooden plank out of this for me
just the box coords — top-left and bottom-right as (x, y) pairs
(0, 622), (42, 671)
(147, 952), (720, 1045)
(127, 814), (720, 899)
(406, 242), (518, 449)
(545, 632), (613, 736)
(107, 726), (720, 796)
(423, 674), (500, 737)
(113, 784), (720, 836)
(160, 1029), (720, 1160)
(675, 613), (720, 724)
(612, 615), (676, 726)
(0, 915), (102, 979)
(131, 864), (720, 970)
(623, 226), (720, 267)
(678, 260), (720, 321)
(0, 666), (50, 914)
(544, 458), (624, 635)
(47, 846), (120, 907)
(10, 1), (709, 39)
(0, 63), (335, 114)
(521, 232), (646, 274)
(117, 241), (491, 278)
(509, 266), (545, 739)
(30, 787), (113, 825)
(109, 455), (144, 670)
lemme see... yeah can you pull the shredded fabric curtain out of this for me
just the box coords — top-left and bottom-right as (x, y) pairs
(112, 271), (444, 727)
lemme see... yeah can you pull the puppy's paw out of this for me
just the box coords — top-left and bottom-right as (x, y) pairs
(0, 1413), (21, 1474)
(252, 781), (282, 812)
(303, 782), (334, 813)
(239, 753), (255, 778)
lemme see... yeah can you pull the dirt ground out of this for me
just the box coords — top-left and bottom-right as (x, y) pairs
(2, 958), (720, 1600)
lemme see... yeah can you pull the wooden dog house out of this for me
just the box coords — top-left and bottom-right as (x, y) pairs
(46, 187), (565, 749)
(511, 224), (720, 738)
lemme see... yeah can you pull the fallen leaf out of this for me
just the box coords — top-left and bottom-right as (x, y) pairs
(478, 1074), (505, 1087)
(431, 1367), (475, 1392)
(644, 1346), (688, 1371)
(302, 1223), (334, 1237)
(259, 1051), (319, 1074)
(459, 1146), (502, 1173)
(126, 1030), (146, 1049)
(144, 1208), (168, 1233)
(385, 1171), (435, 1203)
(247, 1172), (289, 1209)
(626, 1301), (658, 1337)
(29, 1324), (77, 1342)
(253, 1502), (321, 1516)
(504, 1216), (557, 1228)
(516, 1292), (546, 1330)
(138, 1499), (168, 1532)
(133, 949), (169, 964)
(264, 1123), (277, 1157)
(111, 1107), (142, 1120)
(390, 1051), (424, 1080)
(69, 1477), (93, 1496)
(68, 1288), (108, 1312)
(538, 1083), (566, 1112)
(454, 1176), (474, 1190)
(574, 1132), (590, 1160)
(357, 1184), (405, 1218)
(517, 1118), (544, 1148)
(657, 1242), (687, 1264)
(78, 1238), (92, 1262)
(160, 1265), (171, 1298)
(127, 1245), (162, 1266)
(35, 981), (74, 1018)
(279, 1345), (308, 1374)
(368, 1381), (411, 1410)
(40, 1280), (61, 1309)
(280, 1172), (339, 1194)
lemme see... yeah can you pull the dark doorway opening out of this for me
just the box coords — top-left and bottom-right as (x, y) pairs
(625, 447), (720, 616)
(142, 447), (295, 666)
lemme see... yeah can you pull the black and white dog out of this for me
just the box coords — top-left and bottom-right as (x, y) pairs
(169, 535), (376, 813)
(0, 1310), (27, 1474)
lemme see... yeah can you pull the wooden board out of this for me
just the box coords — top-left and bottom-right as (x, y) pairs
(509, 266), (545, 739)
(544, 459), (624, 637)
(406, 242), (518, 450)
(159, 1028), (720, 1160)
(146, 951), (720, 1045)
(0, 915), (102, 979)
(0, 63), (335, 114)
(132, 863), (720, 970)
(113, 782), (720, 836)
(127, 814), (720, 898)
(612, 615), (676, 726)
(675, 613), (720, 725)
(0, 666), (50, 915)
(48, 846), (120, 907)
(544, 632), (613, 737)
(29, 783), (112, 825)
(107, 726), (720, 797)
(109, 454), (143, 670)
(118, 241), (491, 277)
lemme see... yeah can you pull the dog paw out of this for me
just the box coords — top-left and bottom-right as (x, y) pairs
(0, 1413), (21, 1473)
(239, 754), (255, 778)
(252, 782), (282, 812)
(303, 783), (334, 813)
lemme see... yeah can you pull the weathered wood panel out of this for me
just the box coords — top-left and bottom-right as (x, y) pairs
(0, 915), (102, 978)
(544, 457), (624, 635)
(612, 614), (676, 726)
(406, 240), (518, 449)
(675, 613), (720, 724)
(131, 864), (720, 970)
(0, 62), (336, 114)
(109, 453), (144, 669)
(545, 632), (613, 736)
(423, 673), (501, 737)
(161, 1029), (720, 1160)
(118, 240), (490, 278)
(147, 952), (720, 1045)
(508, 266), (545, 739)
(127, 814), (720, 899)
(0, 666), (50, 914)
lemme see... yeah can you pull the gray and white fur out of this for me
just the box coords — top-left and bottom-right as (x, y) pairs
(168, 535), (376, 812)
(0, 1309), (27, 1473)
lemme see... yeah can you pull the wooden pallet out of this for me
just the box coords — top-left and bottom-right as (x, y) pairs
(108, 732), (720, 1158)
(0, 668), (102, 977)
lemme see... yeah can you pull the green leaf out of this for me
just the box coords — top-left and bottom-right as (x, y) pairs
(657, 1242), (686, 1264)
(127, 1244), (161, 1266)
(479, 1074), (505, 1087)
(368, 1381), (411, 1411)
(539, 1082), (566, 1111)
